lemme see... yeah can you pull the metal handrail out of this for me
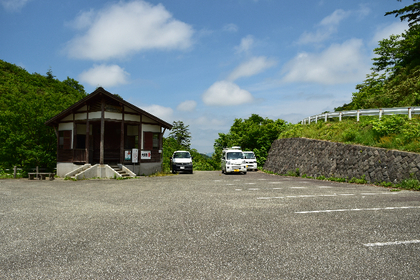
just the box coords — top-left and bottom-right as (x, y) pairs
(301, 106), (419, 124)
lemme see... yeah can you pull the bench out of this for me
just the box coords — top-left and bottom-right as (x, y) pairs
(28, 173), (55, 180)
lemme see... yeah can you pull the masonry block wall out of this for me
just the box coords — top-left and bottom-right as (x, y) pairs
(264, 138), (420, 183)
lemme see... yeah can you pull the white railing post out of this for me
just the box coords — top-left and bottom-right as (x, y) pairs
(299, 106), (416, 124)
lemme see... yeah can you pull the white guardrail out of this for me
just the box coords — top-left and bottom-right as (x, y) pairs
(301, 106), (419, 125)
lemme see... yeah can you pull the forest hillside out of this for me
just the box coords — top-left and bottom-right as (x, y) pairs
(0, 60), (87, 171)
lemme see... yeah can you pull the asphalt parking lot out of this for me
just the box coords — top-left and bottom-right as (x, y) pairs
(1, 171), (420, 279)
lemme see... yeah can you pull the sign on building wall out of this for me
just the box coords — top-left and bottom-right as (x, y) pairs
(132, 149), (139, 163)
(141, 151), (151, 160)
(125, 150), (131, 161)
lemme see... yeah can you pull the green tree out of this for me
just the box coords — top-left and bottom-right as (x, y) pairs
(389, 1), (420, 27)
(0, 60), (87, 172)
(168, 120), (191, 149)
(336, 0), (420, 111)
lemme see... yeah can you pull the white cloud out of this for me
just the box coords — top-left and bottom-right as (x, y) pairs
(1, 0), (30, 11)
(66, 9), (96, 30)
(282, 39), (370, 85)
(192, 116), (225, 128)
(298, 9), (350, 44)
(65, 0), (194, 60)
(223, 23), (238, 32)
(319, 9), (349, 26)
(371, 21), (409, 45)
(79, 64), (130, 87)
(235, 35), (254, 54)
(356, 4), (371, 19)
(202, 81), (254, 106)
(177, 100), (197, 112)
(227, 56), (277, 81)
(142, 104), (173, 121)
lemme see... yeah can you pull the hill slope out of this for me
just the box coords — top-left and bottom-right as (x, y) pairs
(280, 115), (420, 154)
(0, 60), (87, 170)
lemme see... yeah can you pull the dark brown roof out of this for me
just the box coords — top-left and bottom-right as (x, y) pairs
(45, 87), (172, 129)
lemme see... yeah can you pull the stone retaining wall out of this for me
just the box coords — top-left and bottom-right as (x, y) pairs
(263, 138), (420, 183)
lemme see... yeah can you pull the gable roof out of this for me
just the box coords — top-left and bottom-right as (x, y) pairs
(45, 87), (172, 129)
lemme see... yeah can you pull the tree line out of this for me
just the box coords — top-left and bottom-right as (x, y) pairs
(0, 60), (87, 172)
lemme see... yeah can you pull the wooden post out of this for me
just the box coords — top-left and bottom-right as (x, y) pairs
(139, 115), (143, 175)
(86, 106), (90, 163)
(100, 98), (105, 165)
(409, 108), (412, 120)
(14, 166), (17, 179)
(120, 105), (125, 164)
(55, 126), (59, 162)
(357, 110), (360, 122)
(73, 114), (76, 162)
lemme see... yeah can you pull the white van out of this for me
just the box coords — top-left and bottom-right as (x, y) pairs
(170, 151), (193, 174)
(243, 151), (257, 171)
(221, 146), (247, 175)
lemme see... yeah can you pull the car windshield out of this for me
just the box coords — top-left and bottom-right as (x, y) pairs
(173, 152), (191, 158)
(244, 153), (255, 159)
(227, 152), (243, 160)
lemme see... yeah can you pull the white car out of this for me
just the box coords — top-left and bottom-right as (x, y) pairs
(221, 147), (247, 175)
(170, 151), (193, 174)
(243, 151), (258, 171)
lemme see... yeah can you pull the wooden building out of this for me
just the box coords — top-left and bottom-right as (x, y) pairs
(45, 87), (172, 178)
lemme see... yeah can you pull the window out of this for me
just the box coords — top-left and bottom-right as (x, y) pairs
(227, 152), (243, 160)
(125, 125), (139, 149)
(153, 133), (159, 149)
(59, 130), (72, 150)
(144, 132), (160, 150)
(76, 135), (86, 149)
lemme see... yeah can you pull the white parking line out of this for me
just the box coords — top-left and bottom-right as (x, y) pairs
(257, 192), (401, 200)
(268, 182), (282, 184)
(248, 188), (260, 191)
(296, 206), (420, 214)
(364, 240), (420, 247)
(290, 187), (306, 189)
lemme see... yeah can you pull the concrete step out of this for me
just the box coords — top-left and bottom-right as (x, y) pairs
(110, 165), (134, 178)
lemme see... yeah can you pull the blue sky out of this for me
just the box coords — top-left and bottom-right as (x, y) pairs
(0, 0), (410, 153)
